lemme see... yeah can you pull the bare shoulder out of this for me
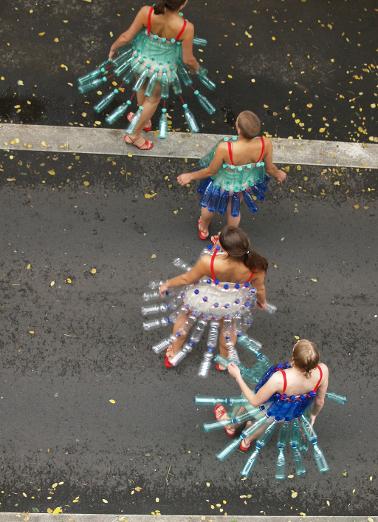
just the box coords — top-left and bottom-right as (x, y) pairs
(138, 5), (151, 21)
(319, 362), (329, 376)
(262, 136), (273, 148)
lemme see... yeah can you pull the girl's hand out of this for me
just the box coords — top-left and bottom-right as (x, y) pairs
(275, 169), (287, 183)
(159, 282), (169, 297)
(227, 362), (241, 380)
(177, 173), (193, 186)
(108, 46), (117, 60)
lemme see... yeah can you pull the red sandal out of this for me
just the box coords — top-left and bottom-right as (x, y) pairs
(213, 404), (236, 438)
(215, 363), (227, 372)
(197, 219), (209, 241)
(164, 355), (174, 369)
(124, 135), (154, 151)
(127, 112), (152, 133)
(239, 438), (252, 453)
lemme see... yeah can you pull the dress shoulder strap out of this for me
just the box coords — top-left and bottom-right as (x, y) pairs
(227, 141), (234, 165)
(256, 136), (265, 163)
(175, 18), (188, 41)
(279, 369), (287, 393)
(147, 6), (154, 35)
(210, 249), (218, 282)
(313, 365), (323, 391)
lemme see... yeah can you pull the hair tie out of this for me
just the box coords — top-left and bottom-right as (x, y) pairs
(246, 250), (250, 255)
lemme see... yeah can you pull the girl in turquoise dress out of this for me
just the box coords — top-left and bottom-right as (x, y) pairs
(177, 111), (287, 239)
(77, 1), (217, 151)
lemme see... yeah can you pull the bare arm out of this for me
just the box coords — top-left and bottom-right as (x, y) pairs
(251, 270), (267, 308)
(228, 363), (280, 407)
(181, 23), (200, 72)
(263, 139), (287, 183)
(177, 144), (226, 186)
(159, 256), (210, 295)
(109, 6), (147, 58)
(310, 364), (329, 425)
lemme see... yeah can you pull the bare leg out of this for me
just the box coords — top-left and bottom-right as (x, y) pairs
(199, 207), (214, 236)
(226, 197), (241, 228)
(133, 83), (161, 137)
(242, 419), (270, 447)
(166, 311), (190, 358)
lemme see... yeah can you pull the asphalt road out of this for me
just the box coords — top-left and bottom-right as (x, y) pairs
(0, 150), (377, 516)
(0, 0), (376, 142)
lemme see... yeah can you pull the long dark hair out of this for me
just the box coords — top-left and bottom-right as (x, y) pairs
(154, 0), (185, 15)
(219, 226), (268, 272)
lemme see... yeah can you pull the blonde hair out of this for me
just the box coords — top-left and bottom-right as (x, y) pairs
(237, 110), (261, 139)
(292, 339), (320, 378)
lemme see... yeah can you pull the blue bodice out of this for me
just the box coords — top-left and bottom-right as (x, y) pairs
(256, 363), (317, 422)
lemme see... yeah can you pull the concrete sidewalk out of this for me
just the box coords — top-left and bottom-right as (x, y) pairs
(0, 123), (377, 168)
(0, 513), (376, 522)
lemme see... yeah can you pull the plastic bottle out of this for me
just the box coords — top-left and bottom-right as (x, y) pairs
(216, 189), (229, 216)
(198, 321), (219, 377)
(300, 415), (329, 473)
(78, 60), (110, 85)
(148, 280), (164, 290)
(159, 108), (168, 139)
(264, 303), (277, 314)
(114, 55), (135, 77)
(171, 71), (183, 95)
(290, 420), (306, 476)
(193, 37), (208, 47)
(195, 396), (248, 407)
(145, 69), (159, 97)
(216, 416), (268, 461)
(151, 336), (174, 354)
(230, 192), (240, 217)
(111, 48), (134, 68)
(78, 76), (107, 94)
(126, 105), (144, 134)
(238, 335), (262, 355)
(208, 185), (221, 212)
(197, 67), (216, 91)
(172, 257), (191, 272)
(143, 317), (170, 331)
(275, 422), (290, 480)
(200, 182), (213, 208)
(243, 191), (258, 213)
(161, 70), (170, 99)
(105, 100), (132, 125)
(178, 65), (193, 86)
(194, 90), (216, 115)
(94, 89), (119, 113)
(141, 303), (176, 316)
(132, 67), (151, 92)
(241, 421), (277, 477)
(325, 392), (347, 405)
(183, 104), (200, 133)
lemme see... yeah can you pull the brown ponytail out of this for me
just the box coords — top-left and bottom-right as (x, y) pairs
(219, 226), (268, 273)
(292, 340), (320, 378)
(154, 0), (185, 15)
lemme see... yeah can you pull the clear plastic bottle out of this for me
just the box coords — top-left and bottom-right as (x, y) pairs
(325, 392), (347, 405)
(301, 415), (329, 473)
(143, 317), (170, 331)
(78, 76), (107, 94)
(217, 416), (268, 462)
(172, 257), (191, 272)
(145, 69), (159, 97)
(141, 303), (173, 316)
(172, 71), (183, 95)
(194, 90), (216, 115)
(195, 396), (248, 407)
(275, 422), (290, 480)
(111, 48), (134, 68)
(241, 421), (277, 477)
(151, 336), (174, 354)
(183, 104), (200, 133)
(105, 100), (132, 125)
(193, 37), (208, 47)
(78, 60), (110, 85)
(126, 105), (145, 134)
(159, 108), (168, 139)
(161, 70), (170, 99)
(148, 280), (164, 290)
(178, 65), (193, 86)
(114, 55), (135, 77)
(264, 303), (277, 314)
(197, 67), (216, 91)
(133, 67), (151, 91)
(94, 89), (119, 113)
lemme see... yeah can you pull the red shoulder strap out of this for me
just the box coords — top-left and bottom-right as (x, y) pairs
(227, 141), (234, 165)
(257, 136), (265, 163)
(175, 18), (188, 41)
(147, 6), (154, 35)
(313, 365), (323, 391)
(247, 271), (255, 283)
(210, 249), (217, 282)
(279, 369), (287, 393)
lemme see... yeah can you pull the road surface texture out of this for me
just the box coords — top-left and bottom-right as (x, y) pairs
(0, 151), (377, 516)
(0, 0), (376, 142)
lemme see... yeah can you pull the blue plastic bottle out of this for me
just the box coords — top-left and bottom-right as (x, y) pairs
(230, 193), (240, 217)
(243, 191), (258, 213)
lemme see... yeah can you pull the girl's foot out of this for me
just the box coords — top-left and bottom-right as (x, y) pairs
(124, 135), (154, 150)
(239, 438), (253, 452)
(215, 363), (227, 372)
(214, 404), (236, 438)
(164, 345), (179, 369)
(197, 219), (209, 240)
(127, 112), (152, 132)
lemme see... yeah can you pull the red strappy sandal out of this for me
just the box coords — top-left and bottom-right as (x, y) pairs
(164, 355), (174, 368)
(213, 404), (236, 438)
(239, 438), (252, 453)
(124, 135), (154, 151)
(197, 219), (209, 240)
(215, 363), (227, 372)
(127, 112), (152, 133)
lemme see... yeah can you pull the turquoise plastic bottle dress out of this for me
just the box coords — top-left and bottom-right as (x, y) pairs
(197, 136), (270, 216)
(196, 355), (347, 479)
(77, 6), (217, 137)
